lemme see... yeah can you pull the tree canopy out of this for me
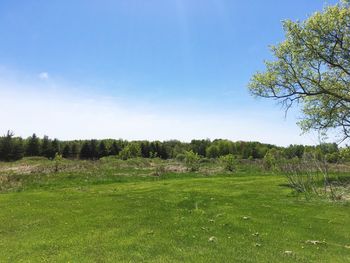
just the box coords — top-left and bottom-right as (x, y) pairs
(248, 1), (350, 142)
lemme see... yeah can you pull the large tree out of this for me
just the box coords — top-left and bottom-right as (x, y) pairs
(248, 1), (350, 142)
(26, 133), (41, 156)
(41, 135), (52, 158)
(0, 131), (25, 161)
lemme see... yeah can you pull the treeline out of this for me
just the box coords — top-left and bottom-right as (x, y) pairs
(0, 131), (347, 163)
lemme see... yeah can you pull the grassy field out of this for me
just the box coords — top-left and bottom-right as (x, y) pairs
(0, 158), (349, 262)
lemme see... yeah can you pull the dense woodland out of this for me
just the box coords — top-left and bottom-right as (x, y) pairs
(0, 131), (347, 163)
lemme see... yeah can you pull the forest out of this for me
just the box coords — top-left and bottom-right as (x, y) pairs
(0, 131), (345, 163)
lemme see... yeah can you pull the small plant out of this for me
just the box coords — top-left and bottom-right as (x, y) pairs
(219, 154), (237, 172)
(53, 153), (63, 172)
(263, 148), (283, 171)
(184, 150), (200, 171)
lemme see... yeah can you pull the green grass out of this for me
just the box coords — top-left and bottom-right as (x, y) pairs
(0, 158), (349, 262)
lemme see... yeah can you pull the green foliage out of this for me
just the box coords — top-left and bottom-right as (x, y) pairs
(109, 141), (120, 156)
(62, 144), (71, 159)
(71, 143), (80, 159)
(140, 141), (151, 158)
(263, 148), (283, 171)
(217, 140), (232, 156)
(41, 135), (52, 158)
(284, 144), (305, 159)
(80, 140), (98, 160)
(219, 154), (237, 172)
(79, 142), (91, 159)
(206, 145), (219, 158)
(119, 142), (141, 160)
(25, 133), (40, 156)
(12, 138), (25, 160)
(340, 147), (350, 162)
(325, 152), (339, 163)
(51, 139), (61, 159)
(0, 131), (345, 165)
(190, 139), (211, 156)
(184, 150), (200, 171)
(98, 141), (108, 158)
(53, 153), (63, 172)
(249, 1), (350, 141)
(0, 131), (24, 161)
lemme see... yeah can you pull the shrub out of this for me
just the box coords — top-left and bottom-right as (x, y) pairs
(184, 150), (200, 171)
(119, 143), (141, 160)
(263, 148), (283, 171)
(219, 154), (237, 172)
(325, 152), (339, 163)
(54, 153), (63, 172)
(340, 147), (350, 162)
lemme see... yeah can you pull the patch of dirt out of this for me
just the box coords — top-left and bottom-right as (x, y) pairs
(0, 164), (40, 174)
(324, 183), (350, 201)
(164, 164), (187, 173)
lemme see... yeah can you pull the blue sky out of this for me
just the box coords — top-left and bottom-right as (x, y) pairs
(0, 0), (339, 145)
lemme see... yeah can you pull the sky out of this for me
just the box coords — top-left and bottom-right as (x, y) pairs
(0, 0), (339, 146)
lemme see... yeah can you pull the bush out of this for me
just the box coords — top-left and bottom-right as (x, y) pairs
(119, 143), (141, 160)
(219, 154), (237, 172)
(54, 153), (63, 172)
(263, 148), (283, 171)
(325, 152), (339, 163)
(184, 150), (200, 171)
(340, 147), (350, 162)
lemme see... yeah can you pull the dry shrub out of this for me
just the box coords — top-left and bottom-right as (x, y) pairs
(279, 154), (347, 200)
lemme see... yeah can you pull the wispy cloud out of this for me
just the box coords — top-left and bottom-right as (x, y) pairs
(38, 72), (49, 80)
(0, 68), (319, 146)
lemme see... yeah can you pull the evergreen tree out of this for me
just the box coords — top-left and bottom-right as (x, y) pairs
(71, 143), (79, 159)
(12, 137), (24, 160)
(109, 141), (121, 156)
(149, 142), (157, 158)
(0, 131), (14, 161)
(0, 132), (25, 161)
(50, 139), (61, 159)
(62, 144), (71, 158)
(80, 142), (91, 159)
(158, 144), (168, 159)
(90, 140), (98, 159)
(25, 133), (40, 156)
(41, 135), (52, 158)
(98, 141), (108, 158)
(140, 142), (150, 158)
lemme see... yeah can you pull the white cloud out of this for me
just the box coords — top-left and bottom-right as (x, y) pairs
(38, 72), (49, 80)
(0, 70), (322, 146)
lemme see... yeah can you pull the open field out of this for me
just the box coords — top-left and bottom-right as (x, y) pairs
(0, 158), (349, 262)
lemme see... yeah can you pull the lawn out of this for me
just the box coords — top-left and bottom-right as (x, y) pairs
(0, 158), (349, 262)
